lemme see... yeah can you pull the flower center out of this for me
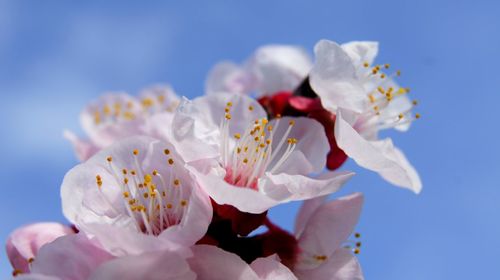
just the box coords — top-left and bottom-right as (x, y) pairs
(358, 62), (421, 132)
(95, 149), (188, 236)
(93, 93), (179, 125)
(221, 102), (298, 189)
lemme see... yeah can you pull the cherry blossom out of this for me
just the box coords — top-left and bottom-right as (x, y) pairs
(205, 40), (421, 192)
(6, 223), (75, 276)
(61, 136), (212, 256)
(64, 85), (180, 161)
(171, 93), (354, 214)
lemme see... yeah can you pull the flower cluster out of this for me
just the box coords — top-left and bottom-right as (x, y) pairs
(6, 39), (421, 280)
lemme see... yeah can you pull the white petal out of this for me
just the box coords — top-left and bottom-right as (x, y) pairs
(294, 248), (363, 280)
(193, 170), (280, 214)
(263, 171), (354, 202)
(294, 196), (328, 238)
(268, 117), (329, 174)
(335, 110), (422, 193)
(206, 61), (256, 95)
(247, 44), (312, 96)
(89, 250), (196, 280)
(188, 245), (260, 280)
(309, 40), (366, 113)
(341, 41), (379, 66)
(296, 193), (363, 270)
(31, 234), (113, 280)
(250, 255), (297, 280)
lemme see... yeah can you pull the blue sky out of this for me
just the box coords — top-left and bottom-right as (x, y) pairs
(0, 0), (498, 279)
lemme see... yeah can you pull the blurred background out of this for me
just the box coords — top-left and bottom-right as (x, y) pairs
(0, 0), (498, 278)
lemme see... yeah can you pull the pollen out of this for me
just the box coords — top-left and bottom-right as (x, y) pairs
(234, 133), (241, 139)
(133, 149), (139, 156)
(225, 113), (232, 120)
(226, 102), (233, 107)
(144, 174), (153, 183)
(123, 191), (130, 198)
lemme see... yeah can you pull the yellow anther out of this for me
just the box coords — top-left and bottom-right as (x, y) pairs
(368, 94), (376, 103)
(243, 158), (249, 164)
(384, 63), (390, 69)
(236, 147), (242, 154)
(164, 149), (170, 155)
(372, 68), (378, 74)
(377, 86), (385, 94)
(138, 183), (144, 188)
(289, 120), (295, 126)
(157, 95), (165, 103)
(363, 62), (369, 67)
(106, 156), (113, 162)
(12, 269), (23, 276)
(261, 118), (268, 125)
(248, 105), (254, 111)
(28, 257), (34, 263)
(133, 149), (139, 156)
(415, 113), (421, 119)
(94, 111), (101, 124)
(266, 139), (271, 144)
(396, 70), (401, 76)
(356, 242), (362, 247)
(412, 100), (418, 105)
(168, 158), (174, 165)
(162, 191), (166, 197)
(314, 255), (328, 262)
(355, 233), (361, 238)
(144, 174), (153, 183)
(166, 203), (173, 209)
(152, 170), (158, 176)
(225, 113), (232, 120)
(226, 102), (233, 107)
(254, 136), (260, 142)
(103, 105), (111, 115)
(259, 143), (266, 148)
(123, 111), (135, 120)
(380, 73), (386, 79)
(225, 107), (230, 113)
(123, 191), (130, 198)
(122, 169), (127, 175)
(174, 179), (180, 186)
(398, 113), (404, 120)
(129, 199), (136, 205)
(143, 193), (149, 199)
(130, 170), (136, 176)
(123, 178), (129, 184)
(234, 133), (241, 139)
(180, 200), (188, 207)
(405, 87), (411, 93)
(142, 98), (154, 108)
(354, 248), (361, 254)
(374, 106), (379, 111)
